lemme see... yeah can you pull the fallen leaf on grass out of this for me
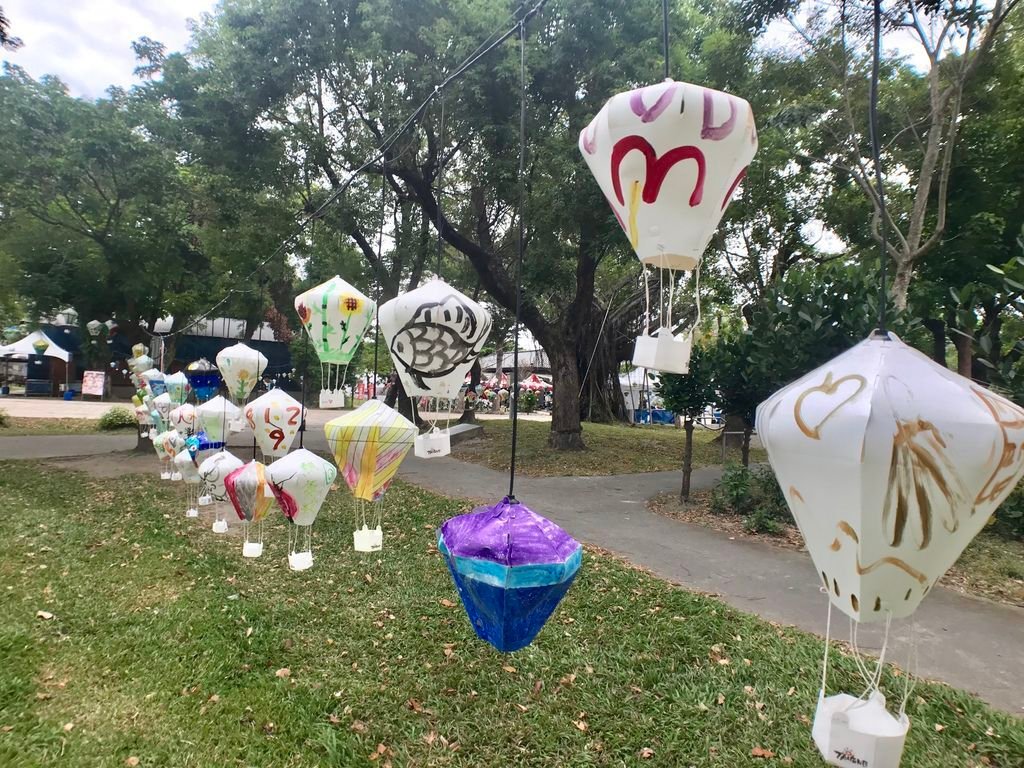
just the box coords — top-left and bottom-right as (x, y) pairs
(62, 722), (74, 732)
(502, 665), (517, 675)
(424, 731), (437, 746)
(36, 611), (54, 620)
(531, 679), (543, 697)
(751, 746), (775, 759)
(364, 574), (373, 585)
(406, 699), (424, 713)
(514, 703), (528, 712)
(246, 627), (253, 638)
(573, 720), (588, 732)
(717, 693), (726, 706)
(125, 758), (140, 767)
(934, 723), (945, 732)
(639, 747), (655, 759)
(275, 668), (291, 679)
(439, 599), (455, 608)
(350, 720), (368, 733)
(327, 714), (342, 725)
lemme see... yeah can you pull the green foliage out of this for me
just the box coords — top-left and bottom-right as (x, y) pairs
(993, 487), (1024, 541)
(519, 390), (537, 414)
(710, 463), (793, 535)
(656, 345), (714, 422)
(0, 408), (9, 428)
(97, 406), (137, 431)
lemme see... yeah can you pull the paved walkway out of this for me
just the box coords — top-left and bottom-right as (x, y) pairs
(1, 431), (1021, 714)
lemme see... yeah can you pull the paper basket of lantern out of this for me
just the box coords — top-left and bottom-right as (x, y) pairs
(197, 451), (244, 532)
(579, 80), (757, 374)
(216, 343), (268, 431)
(325, 400), (416, 552)
(379, 278), (491, 458)
(244, 388), (304, 460)
(811, 691), (909, 768)
(195, 395), (241, 451)
(438, 497), (582, 652)
(224, 461), (274, 558)
(266, 449), (337, 571)
(185, 358), (221, 402)
(757, 331), (1024, 766)
(294, 276), (375, 409)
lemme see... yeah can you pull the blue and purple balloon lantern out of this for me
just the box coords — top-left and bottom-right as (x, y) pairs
(438, 497), (582, 652)
(185, 358), (222, 402)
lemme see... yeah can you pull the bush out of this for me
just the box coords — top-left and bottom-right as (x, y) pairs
(0, 408), (8, 428)
(993, 487), (1024, 540)
(710, 462), (793, 534)
(520, 390), (537, 414)
(98, 406), (138, 431)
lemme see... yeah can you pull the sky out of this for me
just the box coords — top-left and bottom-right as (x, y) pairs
(1, 0), (217, 98)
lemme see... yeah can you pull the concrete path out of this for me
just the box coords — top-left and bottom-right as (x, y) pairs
(1, 431), (1021, 714)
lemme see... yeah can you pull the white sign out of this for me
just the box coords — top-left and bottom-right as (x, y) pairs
(82, 370), (105, 397)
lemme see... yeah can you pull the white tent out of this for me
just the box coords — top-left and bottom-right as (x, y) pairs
(0, 330), (71, 362)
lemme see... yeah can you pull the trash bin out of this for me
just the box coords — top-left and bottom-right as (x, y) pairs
(63, 389), (76, 401)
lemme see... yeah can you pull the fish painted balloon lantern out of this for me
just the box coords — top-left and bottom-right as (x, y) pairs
(757, 332), (1024, 767)
(216, 342), (267, 411)
(379, 278), (491, 458)
(580, 80), (757, 374)
(224, 460), (275, 558)
(185, 358), (222, 402)
(438, 497), (582, 652)
(324, 400), (417, 552)
(195, 395), (241, 448)
(294, 276), (375, 409)
(197, 450), (244, 531)
(244, 388), (305, 459)
(266, 449), (337, 571)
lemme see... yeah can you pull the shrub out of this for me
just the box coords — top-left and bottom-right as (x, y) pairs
(993, 487), (1024, 541)
(520, 390), (537, 414)
(98, 406), (138, 431)
(719, 463), (752, 512)
(0, 408), (8, 428)
(710, 462), (793, 534)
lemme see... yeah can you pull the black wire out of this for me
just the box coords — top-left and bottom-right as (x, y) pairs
(508, 19), (528, 502)
(869, 0), (889, 335)
(662, 0), (670, 81)
(140, 0), (553, 344)
(435, 90), (446, 278)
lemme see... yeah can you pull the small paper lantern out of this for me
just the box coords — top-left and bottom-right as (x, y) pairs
(185, 358), (221, 402)
(174, 448), (202, 518)
(224, 461), (274, 557)
(195, 396), (241, 447)
(324, 400), (417, 552)
(129, 354), (154, 374)
(579, 80), (756, 374)
(140, 368), (167, 396)
(438, 497), (582, 652)
(164, 371), (191, 406)
(131, 342), (148, 358)
(169, 404), (196, 437)
(31, 337), (49, 355)
(216, 343), (267, 407)
(266, 449), (337, 570)
(197, 451), (244, 532)
(294, 276), (375, 408)
(379, 278), (491, 457)
(757, 332), (1024, 622)
(244, 388), (304, 459)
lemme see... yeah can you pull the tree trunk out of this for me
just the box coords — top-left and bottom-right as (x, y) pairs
(680, 417), (694, 501)
(922, 317), (947, 365)
(891, 258), (913, 311)
(741, 426), (752, 467)
(547, 341), (585, 450)
(953, 332), (973, 379)
(459, 359), (481, 424)
(134, 428), (151, 453)
(385, 376), (422, 427)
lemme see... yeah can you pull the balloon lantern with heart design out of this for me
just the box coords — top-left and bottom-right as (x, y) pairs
(579, 80), (757, 373)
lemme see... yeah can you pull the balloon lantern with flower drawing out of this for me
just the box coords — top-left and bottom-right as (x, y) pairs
(379, 278), (491, 458)
(294, 276), (375, 409)
(266, 449), (337, 571)
(757, 331), (1024, 768)
(579, 80), (757, 374)
(216, 343), (268, 431)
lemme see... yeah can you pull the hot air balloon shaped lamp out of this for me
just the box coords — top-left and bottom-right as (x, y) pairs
(324, 400), (417, 552)
(266, 449), (337, 571)
(295, 276), (375, 409)
(198, 451), (244, 533)
(244, 389), (304, 461)
(379, 278), (492, 459)
(438, 497), (582, 652)
(216, 343), (268, 432)
(757, 331), (1024, 767)
(164, 371), (192, 406)
(225, 461), (274, 558)
(196, 395), (241, 453)
(185, 358), (222, 403)
(174, 447), (203, 518)
(579, 80), (756, 374)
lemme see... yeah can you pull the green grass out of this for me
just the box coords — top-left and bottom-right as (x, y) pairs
(946, 531), (1024, 606)
(0, 417), (108, 436)
(0, 462), (1020, 767)
(453, 420), (766, 477)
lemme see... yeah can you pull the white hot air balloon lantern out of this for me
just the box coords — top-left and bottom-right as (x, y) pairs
(379, 278), (491, 458)
(294, 276), (375, 408)
(216, 343), (268, 431)
(244, 388), (305, 460)
(757, 331), (1024, 767)
(197, 451), (244, 533)
(266, 449), (337, 571)
(169, 404), (196, 438)
(195, 395), (241, 450)
(579, 80), (757, 374)
(174, 448), (202, 518)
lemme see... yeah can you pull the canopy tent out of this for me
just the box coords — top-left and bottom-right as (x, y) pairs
(0, 330), (71, 362)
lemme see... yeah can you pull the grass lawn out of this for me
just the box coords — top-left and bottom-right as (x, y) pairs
(0, 463), (1020, 767)
(453, 420), (766, 477)
(0, 417), (110, 436)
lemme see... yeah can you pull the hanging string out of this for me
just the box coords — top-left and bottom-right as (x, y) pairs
(661, 0), (670, 80)
(508, 18), (528, 501)
(435, 89), (447, 278)
(868, 0), (889, 335)
(372, 150), (387, 400)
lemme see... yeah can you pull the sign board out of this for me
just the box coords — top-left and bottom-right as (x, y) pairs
(82, 370), (105, 397)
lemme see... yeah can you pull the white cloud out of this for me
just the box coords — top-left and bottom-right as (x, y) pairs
(1, 0), (216, 98)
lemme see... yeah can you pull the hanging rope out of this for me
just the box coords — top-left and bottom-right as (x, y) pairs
(868, 0), (889, 335)
(661, 0), (670, 80)
(372, 151), (387, 400)
(435, 89), (447, 278)
(507, 18), (528, 501)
